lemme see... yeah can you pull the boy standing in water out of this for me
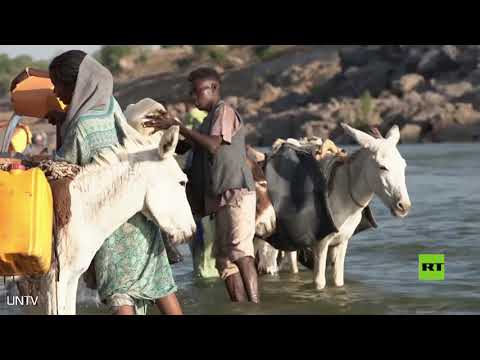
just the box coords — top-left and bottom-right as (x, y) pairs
(144, 68), (259, 303)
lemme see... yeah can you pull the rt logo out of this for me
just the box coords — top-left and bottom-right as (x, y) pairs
(418, 254), (445, 281)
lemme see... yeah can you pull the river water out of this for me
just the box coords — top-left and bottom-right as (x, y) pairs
(1, 143), (479, 315)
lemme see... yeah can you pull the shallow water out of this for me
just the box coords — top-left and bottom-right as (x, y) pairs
(1, 143), (479, 315)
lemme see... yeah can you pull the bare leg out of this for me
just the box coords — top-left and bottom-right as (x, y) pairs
(234, 256), (260, 303)
(155, 293), (183, 315)
(113, 305), (136, 315)
(225, 272), (248, 302)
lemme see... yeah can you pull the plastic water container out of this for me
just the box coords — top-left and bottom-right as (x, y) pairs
(0, 164), (53, 275)
(11, 75), (66, 118)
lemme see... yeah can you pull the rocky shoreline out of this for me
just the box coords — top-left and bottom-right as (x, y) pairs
(3, 45), (480, 147)
(227, 45), (480, 145)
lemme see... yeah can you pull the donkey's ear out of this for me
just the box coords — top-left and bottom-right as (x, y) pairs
(386, 125), (400, 145)
(341, 123), (375, 148)
(158, 126), (179, 159)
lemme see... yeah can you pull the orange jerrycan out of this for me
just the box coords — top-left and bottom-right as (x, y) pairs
(11, 75), (66, 118)
(0, 163), (53, 275)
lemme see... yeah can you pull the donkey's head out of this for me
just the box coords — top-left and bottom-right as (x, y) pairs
(341, 123), (411, 218)
(144, 126), (196, 243)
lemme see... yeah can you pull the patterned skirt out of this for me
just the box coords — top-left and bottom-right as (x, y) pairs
(94, 213), (177, 315)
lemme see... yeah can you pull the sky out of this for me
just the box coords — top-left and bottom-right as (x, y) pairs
(0, 45), (102, 60)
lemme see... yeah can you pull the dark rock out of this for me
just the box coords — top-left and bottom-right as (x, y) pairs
(255, 108), (323, 145)
(245, 123), (261, 145)
(417, 46), (460, 78)
(344, 66), (360, 79)
(405, 47), (424, 72)
(313, 61), (395, 101)
(270, 92), (310, 113)
(339, 47), (380, 69)
(380, 45), (409, 63)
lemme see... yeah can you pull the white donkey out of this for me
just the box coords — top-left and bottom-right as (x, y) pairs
(42, 126), (196, 314)
(314, 123), (411, 289)
(257, 124), (411, 290)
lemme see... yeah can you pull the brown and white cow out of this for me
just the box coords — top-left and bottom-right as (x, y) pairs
(245, 145), (276, 238)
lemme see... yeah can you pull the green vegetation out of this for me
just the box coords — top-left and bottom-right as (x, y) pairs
(208, 47), (227, 64)
(94, 45), (134, 75)
(136, 47), (152, 65)
(0, 54), (49, 97)
(176, 45), (230, 69)
(311, 83), (324, 94)
(177, 57), (194, 68)
(255, 45), (286, 62)
(355, 91), (379, 128)
(93, 45), (157, 74)
(192, 45), (228, 65)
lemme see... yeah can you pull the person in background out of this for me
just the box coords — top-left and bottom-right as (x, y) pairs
(184, 103), (207, 130)
(144, 67), (259, 303)
(30, 132), (49, 155)
(181, 103), (218, 279)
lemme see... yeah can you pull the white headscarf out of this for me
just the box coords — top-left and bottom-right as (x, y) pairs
(60, 55), (113, 139)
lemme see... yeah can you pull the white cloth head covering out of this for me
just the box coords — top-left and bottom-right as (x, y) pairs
(60, 55), (113, 139)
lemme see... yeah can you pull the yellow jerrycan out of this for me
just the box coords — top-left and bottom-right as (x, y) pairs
(0, 163), (54, 275)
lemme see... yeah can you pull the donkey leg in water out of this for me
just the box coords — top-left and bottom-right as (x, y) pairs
(331, 240), (349, 288)
(60, 261), (94, 315)
(54, 274), (69, 315)
(65, 272), (83, 315)
(54, 267), (87, 315)
(313, 235), (334, 290)
(278, 251), (299, 274)
(287, 251), (299, 274)
(57, 230), (101, 315)
(42, 267), (58, 315)
(255, 238), (279, 275)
